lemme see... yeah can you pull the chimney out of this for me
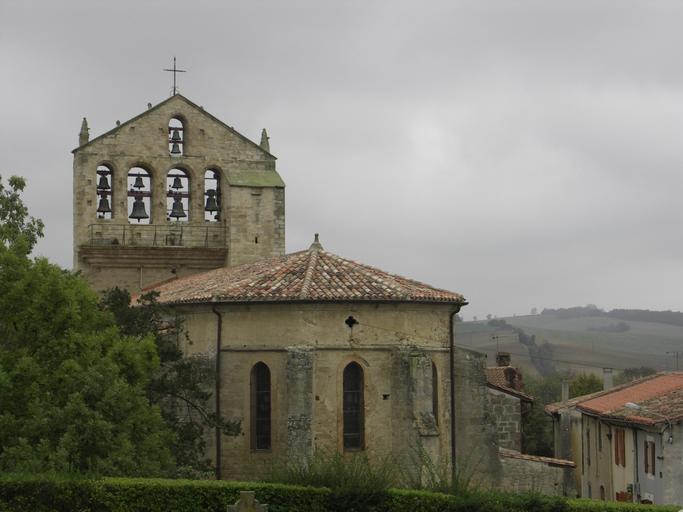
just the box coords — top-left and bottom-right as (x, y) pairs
(561, 379), (570, 403)
(603, 368), (614, 390)
(496, 352), (511, 367)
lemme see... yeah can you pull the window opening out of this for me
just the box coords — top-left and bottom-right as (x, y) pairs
(614, 428), (626, 467)
(96, 165), (113, 219)
(251, 362), (271, 450)
(343, 362), (364, 450)
(644, 440), (655, 475)
(432, 362), (439, 425)
(167, 168), (189, 221)
(127, 167), (151, 224)
(204, 169), (221, 221)
(169, 118), (184, 155)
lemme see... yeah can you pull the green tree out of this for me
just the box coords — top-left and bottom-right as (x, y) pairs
(615, 366), (657, 386)
(570, 373), (603, 398)
(100, 288), (240, 477)
(523, 373), (562, 456)
(0, 175), (175, 475)
(0, 175), (43, 255)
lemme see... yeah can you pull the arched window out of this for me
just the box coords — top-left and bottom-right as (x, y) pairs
(169, 118), (184, 156)
(166, 168), (189, 222)
(204, 169), (221, 222)
(95, 164), (113, 219)
(251, 362), (271, 450)
(127, 167), (151, 224)
(432, 361), (439, 426)
(343, 362), (364, 450)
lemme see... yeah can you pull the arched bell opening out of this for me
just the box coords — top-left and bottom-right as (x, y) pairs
(127, 167), (151, 224)
(203, 169), (221, 222)
(166, 168), (189, 222)
(95, 164), (113, 220)
(168, 117), (184, 156)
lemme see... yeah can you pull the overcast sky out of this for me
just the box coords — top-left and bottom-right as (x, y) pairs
(1, 1), (682, 319)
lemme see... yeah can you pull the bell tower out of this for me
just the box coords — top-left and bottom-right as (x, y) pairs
(72, 94), (285, 292)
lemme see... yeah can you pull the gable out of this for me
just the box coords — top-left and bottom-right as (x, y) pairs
(73, 94), (276, 160)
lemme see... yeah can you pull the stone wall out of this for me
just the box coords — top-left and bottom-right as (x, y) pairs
(73, 94), (285, 292)
(499, 449), (576, 496)
(174, 302), (502, 485)
(487, 388), (522, 451)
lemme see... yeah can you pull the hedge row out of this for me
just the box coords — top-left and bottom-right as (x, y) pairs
(0, 476), (678, 512)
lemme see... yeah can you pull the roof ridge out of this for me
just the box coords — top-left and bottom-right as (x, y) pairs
(299, 248), (319, 299)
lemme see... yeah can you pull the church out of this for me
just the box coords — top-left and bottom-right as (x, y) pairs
(71, 92), (571, 492)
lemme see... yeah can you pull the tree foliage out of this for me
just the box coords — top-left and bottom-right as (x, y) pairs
(0, 175), (174, 476)
(0, 175), (44, 255)
(100, 288), (241, 477)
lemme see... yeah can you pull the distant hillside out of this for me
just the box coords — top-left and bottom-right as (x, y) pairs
(456, 308), (683, 377)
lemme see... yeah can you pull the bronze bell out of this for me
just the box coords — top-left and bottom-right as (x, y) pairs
(129, 197), (149, 222)
(132, 176), (145, 189)
(170, 129), (182, 142)
(169, 197), (186, 219)
(204, 189), (219, 212)
(170, 143), (181, 155)
(96, 175), (111, 190)
(97, 197), (112, 213)
(170, 176), (183, 190)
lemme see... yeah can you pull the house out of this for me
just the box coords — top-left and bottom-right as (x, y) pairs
(485, 352), (533, 452)
(547, 373), (683, 505)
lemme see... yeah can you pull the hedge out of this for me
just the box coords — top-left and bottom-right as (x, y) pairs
(0, 476), (678, 512)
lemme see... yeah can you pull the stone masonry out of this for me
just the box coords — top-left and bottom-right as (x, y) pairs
(72, 94), (285, 292)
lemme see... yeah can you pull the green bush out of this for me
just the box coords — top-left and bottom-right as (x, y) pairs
(0, 476), (679, 512)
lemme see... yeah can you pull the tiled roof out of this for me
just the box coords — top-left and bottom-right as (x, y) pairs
(145, 235), (466, 306)
(577, 373), (683, 425)
(499, 448), (575, 468)
(486, 367), (533, 402)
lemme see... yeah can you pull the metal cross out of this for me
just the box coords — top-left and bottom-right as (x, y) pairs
(163, 57), (187, 95)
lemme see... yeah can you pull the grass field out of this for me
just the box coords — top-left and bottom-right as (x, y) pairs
(456, 315), (683, 377)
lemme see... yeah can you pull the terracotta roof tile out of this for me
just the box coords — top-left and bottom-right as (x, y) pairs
(145, 236), (466, 306)
(486, 367), (533, 402)
(577, 373), (683, 425)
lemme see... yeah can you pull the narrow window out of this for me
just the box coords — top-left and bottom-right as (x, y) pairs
(343, 362), (364, 450)
(166, 168), (189, 222)
(96, 165), (113, 219)
(432, 362), (439, 426)
(127, 167), (151, 224)
(586, 428), (591, 466)
(251, 362), (271, 450)
(204, 169), (221, 221)
(169, 117), (184, 156)
(600, 486), (605, 500)
(644, 440), (655, 475)
(614, 428), (626, 467)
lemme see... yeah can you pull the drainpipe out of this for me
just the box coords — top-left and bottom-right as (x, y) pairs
(449, 304), (464, 484)
(212, 306), (222, 480)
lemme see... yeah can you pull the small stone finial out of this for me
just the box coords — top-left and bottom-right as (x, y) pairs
(116, 120), (121, 126)
(260, 128), (270, 152)
(309, 233), (323, 251)
(147, 102), (152, 109)
(226, 491), (268, 512)
(79, 117), (89, 146)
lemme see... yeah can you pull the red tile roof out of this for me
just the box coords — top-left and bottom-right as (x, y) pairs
(145, 235), (466, 306)
(577, 373), (683, 425)
(486, 367), (533, 402)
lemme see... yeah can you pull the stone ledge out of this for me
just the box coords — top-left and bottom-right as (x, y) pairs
(79, 245), (227, 268)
